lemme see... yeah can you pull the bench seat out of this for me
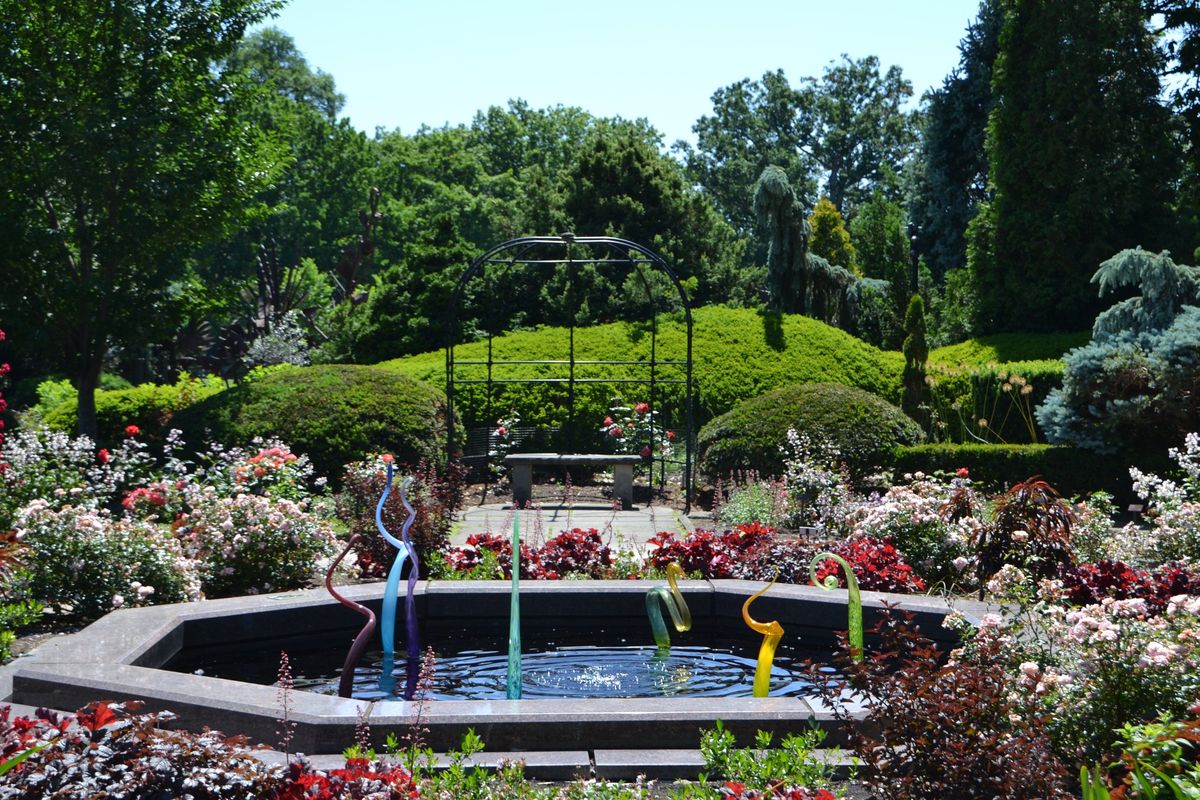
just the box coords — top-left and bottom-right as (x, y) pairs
(504, 453), (644, 509)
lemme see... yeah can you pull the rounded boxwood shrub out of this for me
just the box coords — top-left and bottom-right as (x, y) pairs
(697, 382), (924, 480)
(172, 365), (452, 481)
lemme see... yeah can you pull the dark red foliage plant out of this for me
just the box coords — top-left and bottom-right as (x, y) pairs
(719, 783), (835, 799)
(976, 476), (1074, 587)
(645, 522), (776, 578)
(338, 457), (468, 577)
(0, 701), (279, 798)
(1059, 559), (1200, 614)
(536, 527), (612, 578)
(813, 536), (926, 593)
(445, 528), (613, 579)
(809, 606), (1071, 799)
(0, 701), (420, 799)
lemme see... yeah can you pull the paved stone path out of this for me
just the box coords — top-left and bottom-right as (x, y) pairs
(454, 501), (700, 550)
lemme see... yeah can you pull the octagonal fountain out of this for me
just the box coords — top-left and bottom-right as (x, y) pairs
(0, 579), (982, 761)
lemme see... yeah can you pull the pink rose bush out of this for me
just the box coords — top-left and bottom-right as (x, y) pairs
(174, 489), (336, 598)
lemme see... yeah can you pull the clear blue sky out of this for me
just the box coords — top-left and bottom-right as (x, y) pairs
(262, 0), (984, 145)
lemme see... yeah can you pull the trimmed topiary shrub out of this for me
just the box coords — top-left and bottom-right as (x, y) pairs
(697, 383), (924, 480)
(928, 331), (1090, 367)
(172, 365), (452, 481)
(380, 306), (904, 436)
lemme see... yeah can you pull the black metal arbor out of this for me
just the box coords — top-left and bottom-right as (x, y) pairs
(445, 234), (695, 505)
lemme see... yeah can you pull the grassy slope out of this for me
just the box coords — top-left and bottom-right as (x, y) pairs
(377, 307), (904, 426)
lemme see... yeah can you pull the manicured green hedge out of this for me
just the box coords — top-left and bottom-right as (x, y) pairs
(172, 365), (452, 480)
(928, 331), (1090, 367)
(890, 443), (1170, 502)
(379, 306), (904, 437)
(697, 382), (924, 480)
(43, 375), (226, 444)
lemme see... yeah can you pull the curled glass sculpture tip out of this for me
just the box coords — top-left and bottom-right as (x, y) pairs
(646, 562), (692, 649)
(742, 574), (784, 698)
(809, 551), (864, 662)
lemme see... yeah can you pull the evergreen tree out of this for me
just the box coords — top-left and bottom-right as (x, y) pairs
(970, 0), (1179, 333)
(807, 197), (858, 274)
(754, 166), (810, 313)
(1037, 248), (1200, 452)
(901, 294), (930, 425)
(909, 0), (1003, 282)
(851, 191), (910, 281)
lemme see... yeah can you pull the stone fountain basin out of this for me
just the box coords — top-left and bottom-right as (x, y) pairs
(0, 580), (985, 756)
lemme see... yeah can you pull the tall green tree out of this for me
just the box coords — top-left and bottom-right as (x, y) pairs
(969, 0), (1180, 333)
(901, 294), (930, 425)
(560, 123), (744, 313)
(909, 0), (1003, 281)
(684, 59), (918, 262)
(225, 27), (344, 120)
(1153, 1), (1200, 257)
(682, 71), (814, 244)
(755, 166), (810, 313)
(804, 55), (919, 215)
(807, 196), (857, 273)
(0, 0), (280, 436)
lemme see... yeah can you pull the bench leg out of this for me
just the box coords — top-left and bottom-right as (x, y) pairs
(511, 464), (533, 508)
(612, 464), (634, 510)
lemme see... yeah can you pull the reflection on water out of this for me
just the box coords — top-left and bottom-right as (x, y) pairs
(294, 644), (836, 701)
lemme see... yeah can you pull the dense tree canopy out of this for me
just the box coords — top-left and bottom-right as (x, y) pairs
(969, 0), (1179, 333)
(908, 0), (1002, 282)
(0, 0), (280, 435)
(4, 0), (1200, 422)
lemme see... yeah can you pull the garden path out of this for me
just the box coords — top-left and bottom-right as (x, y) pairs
(455, 501), (698, 551)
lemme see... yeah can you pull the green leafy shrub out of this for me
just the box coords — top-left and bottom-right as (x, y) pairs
(380, 306), (903, 433)
(891, 443), (1159, 499)
(42, 374), (225, 444)
(927, 359), (1065, 444)
(14, 502), (199, 620)
(689, 721), (844, 796)
(174, 489), (336, 598)
(697, 383), (923, 480)
(172, 365), (452, 482)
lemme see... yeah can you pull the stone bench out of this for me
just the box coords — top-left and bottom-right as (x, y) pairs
(504, 453), (645, 510)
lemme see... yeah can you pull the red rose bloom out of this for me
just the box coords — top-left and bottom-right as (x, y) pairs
(956, 467), (970, 478)
(124, 425), (140, 437)
(97, 448), (110, 464)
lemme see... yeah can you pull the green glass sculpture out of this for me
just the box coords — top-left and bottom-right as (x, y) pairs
(506, 512), (522, 699)
(645, 562), (692, 649)
(809, 552), (864, 662)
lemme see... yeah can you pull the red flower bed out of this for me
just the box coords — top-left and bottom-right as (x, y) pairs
(1059, 559), (1200, 614)
(814, 536), (926, 593)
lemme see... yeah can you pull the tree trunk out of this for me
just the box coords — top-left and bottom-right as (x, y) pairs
(74, 353), (103, 440)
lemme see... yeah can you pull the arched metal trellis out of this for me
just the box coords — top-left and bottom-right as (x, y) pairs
(445, 234), (695, 509)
